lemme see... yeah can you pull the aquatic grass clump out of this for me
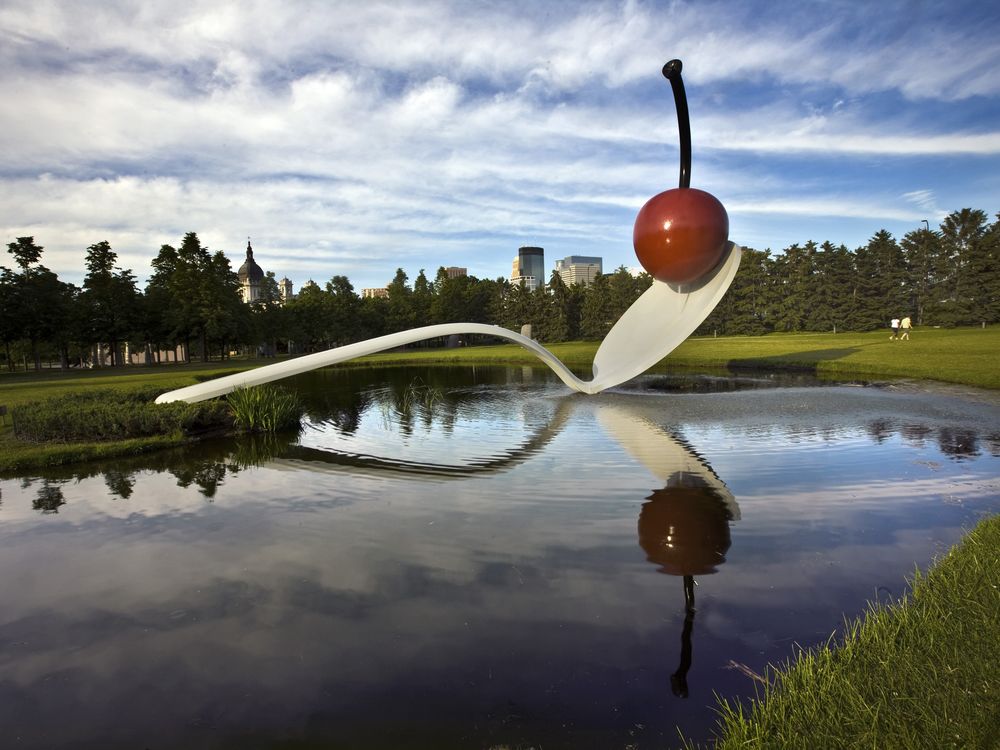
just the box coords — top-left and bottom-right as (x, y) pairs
(686, 513), (1000, 749)
(375, 378), (444, 429)
(400, 379), (443, 415)
(226, 385), (303, 433)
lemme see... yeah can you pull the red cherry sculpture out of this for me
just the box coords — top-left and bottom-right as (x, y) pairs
(634, 59), (729, 284)
(634, 187), (729, 284)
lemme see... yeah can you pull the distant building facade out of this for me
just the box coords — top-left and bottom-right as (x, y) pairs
(554, 255), (603, 287)
(362, 287), (389, 299)
(445, 266), (467, 279)
(237, 240), (295, 304)
(238, 240), (265, 303)
(510, 246), (545, 292)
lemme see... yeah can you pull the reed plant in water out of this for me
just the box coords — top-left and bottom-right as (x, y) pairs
(226, 385), (303, 434)
(376, 378), (444, 429)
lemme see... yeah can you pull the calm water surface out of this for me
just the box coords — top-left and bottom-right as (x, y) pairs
(1, 366), (998, 749)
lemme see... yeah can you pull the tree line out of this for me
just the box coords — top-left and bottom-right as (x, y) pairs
(2, 209), (997, 371)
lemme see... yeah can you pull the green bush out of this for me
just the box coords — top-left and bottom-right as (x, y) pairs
(11, 387), (232, 443)
(226, 385), (303, 433)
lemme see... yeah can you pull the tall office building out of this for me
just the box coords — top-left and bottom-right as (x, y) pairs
(554, 255), (603, 287)
(510, 246), (545, 292)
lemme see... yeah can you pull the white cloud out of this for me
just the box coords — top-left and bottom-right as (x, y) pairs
(1, 0), (998, 287)
(902, 189), (946, 220)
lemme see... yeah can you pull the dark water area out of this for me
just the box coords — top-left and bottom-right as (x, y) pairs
(1, 366), (998, 749)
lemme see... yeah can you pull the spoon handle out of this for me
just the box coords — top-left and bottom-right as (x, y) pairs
(156, 323), (592, 403)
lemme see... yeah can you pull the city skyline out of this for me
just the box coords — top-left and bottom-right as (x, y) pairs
(2, 1), (998, 292)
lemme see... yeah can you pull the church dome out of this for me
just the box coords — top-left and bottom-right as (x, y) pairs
(238, 240), (264, 284)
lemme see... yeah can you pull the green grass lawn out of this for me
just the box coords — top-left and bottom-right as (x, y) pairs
(356, 326), (1000, 390)
(0, 361), (256, 472)
(2, 326), (997, 472)
(0, 360), (256, 410)
(3, 327), (995, 410)
(685, 513), (1000, 750)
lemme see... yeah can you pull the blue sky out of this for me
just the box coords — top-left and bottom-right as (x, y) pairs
(2, 0), (999, 292)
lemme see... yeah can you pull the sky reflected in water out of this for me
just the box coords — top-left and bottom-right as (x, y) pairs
(1, 367), (998, 749)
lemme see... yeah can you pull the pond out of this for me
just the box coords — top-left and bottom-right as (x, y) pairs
(1, 366), (998, 749)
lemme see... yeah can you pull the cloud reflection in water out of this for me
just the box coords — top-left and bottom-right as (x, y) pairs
(0, 374), (997, 748)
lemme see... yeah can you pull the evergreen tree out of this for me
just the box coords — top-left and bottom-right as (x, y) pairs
(471, 277), (503, 326)
(286, 280), (329, 351)
(580, 273), (612, 339)
(412, 269), (433, 326)
(699, 246), (773, 335)
(171, 232), (212, 358)
(251, 271), (286, 356)
(900, 224), (939, 327)
(981, 214), (1000, 324)
(80, 240), (140, 366)
(201, 249), (249, 359)
(326, 274), (360, 344)
(488, 277), (512, 329)
(933, 209), (990, 326)
(607, 266), (640, 324)
(143, 233), (245, 361)
(431, 267), (474, 324)
(358, 294), (388, 340)
(0, 266), (18, 370)
(144, 243), (182, 358)
(385, 268), (414, 333)
(504, 282), (534, 334)
(539, 271), (571, 342)
(808, 242), (855, 332)
(4, 237), (74, 370)
(852, 230), (906, 331)
(769, 243), (813, 331)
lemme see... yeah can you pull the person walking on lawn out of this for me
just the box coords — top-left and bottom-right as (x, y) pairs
(900, 316), (912, 340)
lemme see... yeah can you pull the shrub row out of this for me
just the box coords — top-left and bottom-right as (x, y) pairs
(12, 386), (233, 443)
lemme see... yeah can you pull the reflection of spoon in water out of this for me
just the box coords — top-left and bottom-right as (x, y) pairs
(156, 59), (739, 405)
(598, 406), (738, 699)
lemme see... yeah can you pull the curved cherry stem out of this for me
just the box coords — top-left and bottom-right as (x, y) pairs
(662, 59), (691, 189)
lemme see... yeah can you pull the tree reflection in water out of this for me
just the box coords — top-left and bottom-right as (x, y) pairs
(33, 479), (66, 513)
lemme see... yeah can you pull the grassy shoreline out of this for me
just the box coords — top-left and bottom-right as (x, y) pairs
(2, 327), (998, 474)
(685, 513), (1000, 749)
(355, 327), (1000, 390)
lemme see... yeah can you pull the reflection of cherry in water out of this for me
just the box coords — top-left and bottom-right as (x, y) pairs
(638, 475), (734, 698)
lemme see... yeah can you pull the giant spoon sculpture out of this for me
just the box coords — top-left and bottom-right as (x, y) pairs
(157, 60), (741, 405)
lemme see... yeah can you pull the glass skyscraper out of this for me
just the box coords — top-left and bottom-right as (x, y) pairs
(511, 246), (545, 292)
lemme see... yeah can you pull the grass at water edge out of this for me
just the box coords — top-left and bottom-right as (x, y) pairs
(2, 327), (998, 472)
(682, 513), (1000, 749)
